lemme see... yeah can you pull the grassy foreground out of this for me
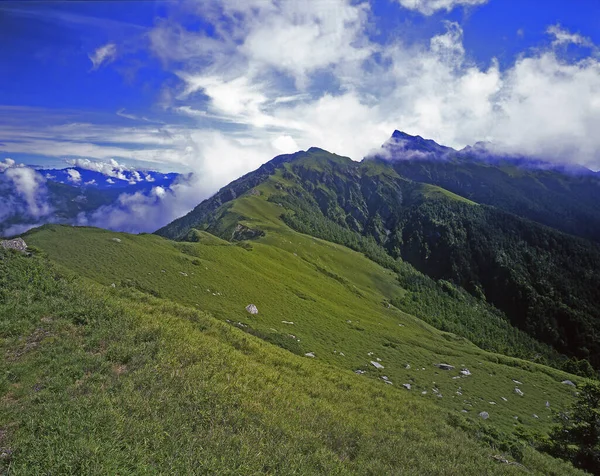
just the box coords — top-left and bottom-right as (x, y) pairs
(0, 248), (584, 474)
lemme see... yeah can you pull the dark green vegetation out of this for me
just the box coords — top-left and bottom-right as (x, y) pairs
(380, 132), (600, 244)
(546, 382), (600, 474)
(2, 240), (584, 474)
(158, 147), (600, 373)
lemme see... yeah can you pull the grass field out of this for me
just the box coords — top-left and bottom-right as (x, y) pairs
(26, 193), (585, 439)
(0, 244), (585, 474)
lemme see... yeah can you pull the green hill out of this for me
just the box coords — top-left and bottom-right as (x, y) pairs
(157, 148), (600, 372)
(1, 239), (584, 474)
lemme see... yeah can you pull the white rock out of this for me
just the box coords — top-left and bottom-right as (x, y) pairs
(403, 383), (411, 390)
(246, 304), (258, 315)
(562, 380), (576, 387)
(546, 401), (550, 408)
(533, 414), (539, 419)
(501, 397), (508, 402)
(460, 368), (472, 376)
(405, 364), (411, 370)
(514, 387), (524, 397)
(512, 379), (523, 385)
(479, 411), (489, 420)
(281, 321), (294, 325)
(370, 361), (384, 369)
(355, 370), (366, 375)
(304, 352), (315, 358)
(111, 238), (121, 243)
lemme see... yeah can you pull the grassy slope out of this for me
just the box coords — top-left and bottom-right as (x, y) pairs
(27, 188), (584, 442)
(2, 249), (585, 475)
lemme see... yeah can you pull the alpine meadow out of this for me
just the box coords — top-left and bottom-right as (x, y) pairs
(2, 0), (600, 474)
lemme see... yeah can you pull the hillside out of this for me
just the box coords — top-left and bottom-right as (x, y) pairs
(157, 147), (600, 373)
(375, 131), (600, 243)
(2, 237), (586, 474)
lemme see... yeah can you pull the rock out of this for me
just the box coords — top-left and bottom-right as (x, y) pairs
(355, 370), (366, 374)
(460, 368), (471, 376)
(370, 361), (384, 369)
(533, 414), (539, 419)
(514, 387), (524, 397)
(405, 364), (411, 370)
(384, 380), (393, 385)
(281, 321), (294, 325)
(562, 380), (576, 387)
(339, 352), (345, 356)
(403, 383), (411, 390)
(434, 363), (455, 370)
(304, 352), (315, 358)
(512, 379), (523, 385)
(111, 238), (121, 243)
(179, 272), (188, 276)
(501, 397), (508, 402)
(546, 401), (550, 408)
(489, 402), (496, 405)
(111, 283), (116, 288)
(479, 411), (489, 420)
(0, 238), (27, 252)
(246, 304), (258, 315)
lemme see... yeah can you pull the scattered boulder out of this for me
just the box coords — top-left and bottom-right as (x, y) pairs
(403, 383), (411, 390)
(304, 352), (315, 358)
(514, 388), (524, 397)
(533, 414), (539, 419)
(546, 401), (550, 408)
(434, 363), (455, 370)
(512, 379), (523, 385)
(370, 361), (384, 369)
(281, 321), (294, 325)
(561, 380), (576, 387)
(246, 304), (258, 315)
(111, 238), (122, 243)
(111, 283), (116, 288)
(479, 411), (489, 420)
(179, 272), (188, 277)
(460, 368), (471, 376)
(501, 397), (508, 402)
(0, 238), (27, 252)
(405, 364), (411, 370)
(355, 370), (366, 375)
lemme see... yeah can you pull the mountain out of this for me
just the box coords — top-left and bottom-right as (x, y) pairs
(157, 146), (600, 373)
(0, 166), (181, 236)
(373, 131), (600, 243)
(6, 142), (597, 473)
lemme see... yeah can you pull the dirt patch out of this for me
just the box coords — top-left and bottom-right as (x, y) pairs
(5, 328), (53, 361)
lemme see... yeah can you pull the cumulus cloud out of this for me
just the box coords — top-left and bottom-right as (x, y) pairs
(78, 178), (200, 233)
(0, 158), (16, 172)
(2, 166), (51, 219)
(397, 0), (488, 15)
(66, 168), (81, 184)
(89, 43), (117, 70)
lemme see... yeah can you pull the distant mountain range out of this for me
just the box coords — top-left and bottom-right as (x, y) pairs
(0, 164), (181, 236)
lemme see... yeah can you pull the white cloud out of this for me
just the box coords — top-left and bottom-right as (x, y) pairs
(547, 25), (593, 48)
(396, 0), (488, 15)
(0, 158), (16, 172)
(4, 167), (51, 218)
(89, 43), (117, 70)
(66, 168), (81, 184)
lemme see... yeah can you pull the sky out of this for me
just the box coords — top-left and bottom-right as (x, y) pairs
(1, 0), (600, 229)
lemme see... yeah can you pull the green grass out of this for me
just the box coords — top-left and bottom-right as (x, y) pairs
(27, 203), (585, 441)
(0, 247), (584, 474)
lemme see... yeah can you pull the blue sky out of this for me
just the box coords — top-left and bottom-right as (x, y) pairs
(1, 0), (600, 188)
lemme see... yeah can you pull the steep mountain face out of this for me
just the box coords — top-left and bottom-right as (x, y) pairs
(157, 146), (600, 372)
(373, 131), (600, 242)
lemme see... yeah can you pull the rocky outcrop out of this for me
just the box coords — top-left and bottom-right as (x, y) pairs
(0, 238), (27, 252)
(246, 304), (258, 315)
